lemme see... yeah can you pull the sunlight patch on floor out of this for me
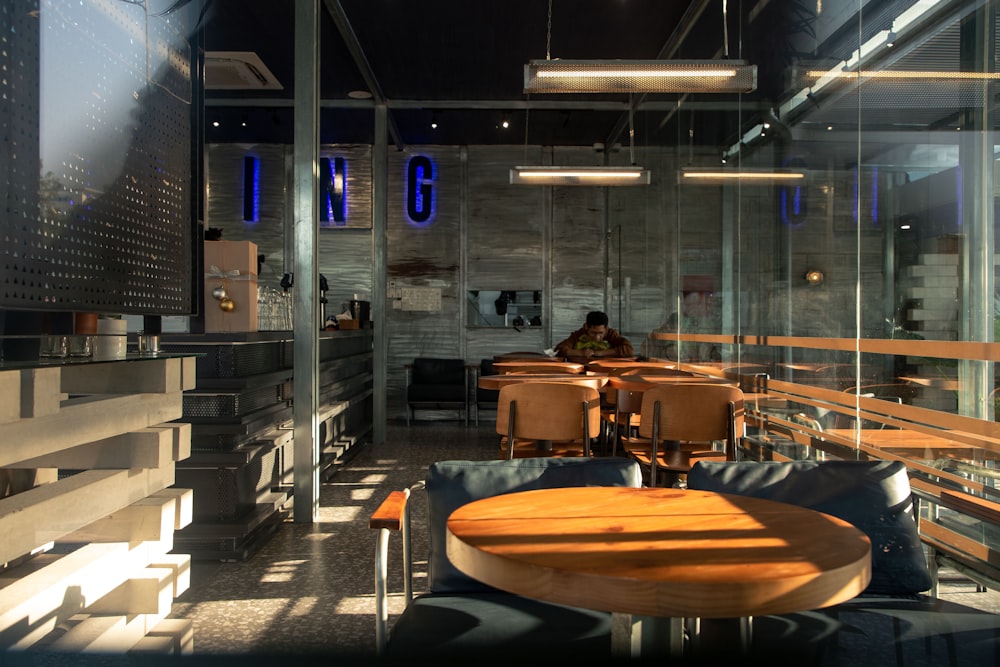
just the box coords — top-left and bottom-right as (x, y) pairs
(351, 487), (376, 500)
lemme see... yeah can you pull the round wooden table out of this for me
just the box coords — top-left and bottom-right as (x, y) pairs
(447, 486), (871, 656)
(477, 373), (609, 391)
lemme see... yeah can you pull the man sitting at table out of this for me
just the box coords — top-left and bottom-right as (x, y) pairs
(556, 311), (634, 360)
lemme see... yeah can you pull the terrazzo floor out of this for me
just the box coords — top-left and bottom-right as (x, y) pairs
(164, 421), (497, 659)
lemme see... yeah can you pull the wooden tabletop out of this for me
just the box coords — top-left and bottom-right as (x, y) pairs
(607, 374), (739, 392)
(777, 362), (830, 372)
(477, 373), (609, 391)
(825, 428), (997, 461)
(447, 487), (871, 620)
(897, 375), (959, 391)
(493, 352), (560, 362)
(585, 359), (662, 371)
(492, 361), (584, 374)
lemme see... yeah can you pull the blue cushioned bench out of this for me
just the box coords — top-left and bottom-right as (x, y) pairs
(688, 460), (1000, 663)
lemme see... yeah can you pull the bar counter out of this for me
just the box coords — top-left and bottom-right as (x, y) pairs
(159, 329), (374, 559)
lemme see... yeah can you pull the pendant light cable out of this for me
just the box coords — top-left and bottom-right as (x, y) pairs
(722, 0), (729, 59)
(546, 0), (553, 60)
(628, 94), (636, 166)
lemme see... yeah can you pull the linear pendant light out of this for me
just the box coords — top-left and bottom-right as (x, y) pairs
(678, 167), (805, 184)
(524, 59), (758, 94)
(510, 166), (651, 186)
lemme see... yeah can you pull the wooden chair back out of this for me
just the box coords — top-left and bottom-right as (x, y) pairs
(496, 382), (601, 459)
(609, 388), (645, 456)
(638, 383), (744, 443)
(637, 384), (744, 485)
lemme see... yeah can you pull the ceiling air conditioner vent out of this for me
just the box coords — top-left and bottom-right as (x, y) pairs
(205, 51), (283, 90)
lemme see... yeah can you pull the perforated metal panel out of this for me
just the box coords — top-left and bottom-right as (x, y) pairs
(1, 0), (194, 314)
(183, 385), (285, 418)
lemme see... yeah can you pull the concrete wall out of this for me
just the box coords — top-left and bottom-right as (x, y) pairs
(205, 142), (887, 419)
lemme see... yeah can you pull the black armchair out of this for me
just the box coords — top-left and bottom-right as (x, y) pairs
(405, 357), (469, 426)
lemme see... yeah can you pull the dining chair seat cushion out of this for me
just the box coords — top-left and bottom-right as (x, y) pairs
(384, 592), (612, 657)
(687, 460), (932, 595)
(426, 457), (642, 593)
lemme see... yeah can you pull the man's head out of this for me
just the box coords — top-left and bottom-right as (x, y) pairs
(584, 311), (610, 340)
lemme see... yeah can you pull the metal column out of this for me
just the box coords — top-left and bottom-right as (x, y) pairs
(292, 0), (320, 522)
(372, 105), (388, 443)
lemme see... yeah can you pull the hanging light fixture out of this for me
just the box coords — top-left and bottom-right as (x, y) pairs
(511, 1), (656, 186)
(525, 0), (755, 94)
(510, 166), (651, 186)
(678, 167), (806, 184)
(524, 59), (756, 94)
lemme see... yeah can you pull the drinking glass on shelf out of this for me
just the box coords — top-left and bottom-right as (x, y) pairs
(39, 334), (68, 359)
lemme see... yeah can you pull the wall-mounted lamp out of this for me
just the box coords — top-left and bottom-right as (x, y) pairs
(510, 166), (651, 186)
(805, 270), (824, 286)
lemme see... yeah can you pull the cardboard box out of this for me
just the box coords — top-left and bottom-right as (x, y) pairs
(338, 319), (360, 330)
(204, 240), (258, 278)
(204, 276), (259, 333)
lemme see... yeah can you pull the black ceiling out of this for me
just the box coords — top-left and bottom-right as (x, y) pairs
(199, 0), (783, 149)
(196, 0), (975, 165)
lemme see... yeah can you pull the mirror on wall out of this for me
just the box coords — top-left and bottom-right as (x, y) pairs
(467, 290), (542, 327)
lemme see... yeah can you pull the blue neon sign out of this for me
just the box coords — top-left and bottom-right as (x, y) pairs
(242, 155), (259, 222)
(320, 157), (347, 225)
(406, 155), (435, 224)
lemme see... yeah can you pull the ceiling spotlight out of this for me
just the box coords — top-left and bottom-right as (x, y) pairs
(805, 270), (824, 286)
(212, 120), (220, 128)
(501, 118), (510, 129)
(430, 115), (438, 129)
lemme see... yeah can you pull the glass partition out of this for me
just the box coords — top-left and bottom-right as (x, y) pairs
(614, 1), (1000, 518)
